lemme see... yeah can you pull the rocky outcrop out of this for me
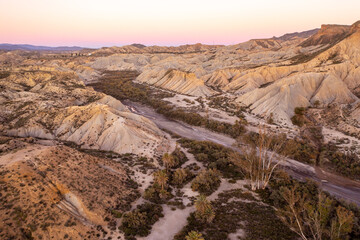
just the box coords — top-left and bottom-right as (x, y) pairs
(137, 69), (216, 96)
(300, 24), (351, 47)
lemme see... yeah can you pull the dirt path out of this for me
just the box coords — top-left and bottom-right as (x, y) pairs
(138, 205), (194, 240)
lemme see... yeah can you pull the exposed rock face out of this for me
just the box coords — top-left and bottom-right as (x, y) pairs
(236, 72), (358, 126)
(0, 69), (168, 156)
(137, 69), (215, 96)
(274, 28), (320, 41)
(233, 21), (360, 124)
(300, 24), (351, 47)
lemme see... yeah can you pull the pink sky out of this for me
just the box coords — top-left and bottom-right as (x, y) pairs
(1, 0), (359, 48)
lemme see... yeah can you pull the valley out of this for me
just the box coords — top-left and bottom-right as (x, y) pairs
(1, 20), (360, 240)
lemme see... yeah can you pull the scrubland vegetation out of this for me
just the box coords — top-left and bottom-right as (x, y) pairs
(120, 203), (163, 240)
(175, 135), (360, 240)
(207, 95), (246, 119)
(91, 71), (360, 180)
(89, 71), (360, 239)
(241, 128), (360, 180)
(257, 171), (360, 240)
(175, 187), (297, 240)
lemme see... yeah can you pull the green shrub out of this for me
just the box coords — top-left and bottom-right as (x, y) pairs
(110, 209), (123, 218)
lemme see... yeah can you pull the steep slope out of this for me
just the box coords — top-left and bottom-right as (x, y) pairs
(237, 72), (358, 125)
(0, 138), (137, 240)
(300, 24), (351, 47)
(137, 69), (216, 96)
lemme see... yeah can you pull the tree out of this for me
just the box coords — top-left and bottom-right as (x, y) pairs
(330, 206), (354, 240)
(280, 185), (308, 240)
(195, 194), (215, 223)
(153, 170), (168, 191)
(304, 193), (333, 240)
(162, 153), (175, 170)
(235, 126), (285, 190)
(280, 186), (355, 240)
(185, 231), (205, 240)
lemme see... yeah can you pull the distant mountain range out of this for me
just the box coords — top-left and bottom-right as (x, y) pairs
(0, 44), (86, 51)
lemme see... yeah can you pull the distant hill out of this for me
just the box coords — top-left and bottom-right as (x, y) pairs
(130, 43), (147, 49)
(0, 44), (85, 51)
(274, 28), (320, 41)
(92, 43), (224, 56)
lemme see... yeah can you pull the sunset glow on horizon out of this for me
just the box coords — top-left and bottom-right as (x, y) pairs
(1, 0), (360, 48)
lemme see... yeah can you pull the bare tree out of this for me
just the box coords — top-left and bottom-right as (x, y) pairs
(280, 186), (354, 240)
(304, 193), (333, 240)
(330, 206), (354, 240)
(234, 126), (285, 190)
(281, 185), (308, 240)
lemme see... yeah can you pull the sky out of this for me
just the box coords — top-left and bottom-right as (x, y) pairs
(0, 0), (359, 48)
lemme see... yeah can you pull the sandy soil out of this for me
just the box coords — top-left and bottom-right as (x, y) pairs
(163, 95), (201, 108)
(323, 126), (360, 150)
(138, 205), (195, 240)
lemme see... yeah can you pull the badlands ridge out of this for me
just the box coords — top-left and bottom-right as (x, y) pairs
(1, 20), (360, 239)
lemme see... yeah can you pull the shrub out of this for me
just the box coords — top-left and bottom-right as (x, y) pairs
(162, 153), (176, 170)
(172, 168), (188, 186)
(294, 107), (306, 115)
(170, 147), (189, 168)
(110, 209), (123, 218)
(191, 169), (221, 195)
(185, 231), (205, 240)
(178, 138), (243, 179)
(120, 203), (163, 239)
